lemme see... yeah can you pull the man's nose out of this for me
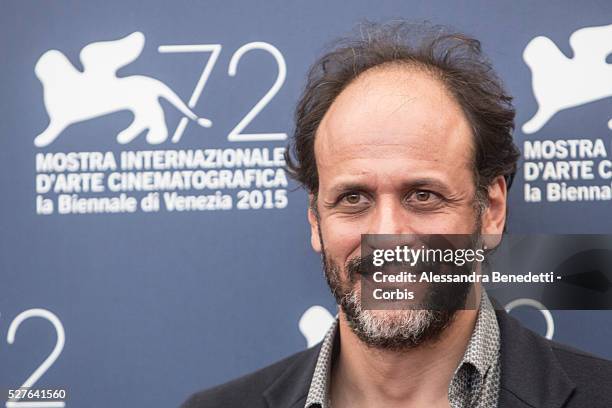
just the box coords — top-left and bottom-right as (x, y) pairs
(368, 196), (412, 236)
(363, 197), (421, 252)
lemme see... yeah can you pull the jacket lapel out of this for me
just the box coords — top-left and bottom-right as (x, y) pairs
(263, 343), (321, 408)
(496, 309), (575, 408)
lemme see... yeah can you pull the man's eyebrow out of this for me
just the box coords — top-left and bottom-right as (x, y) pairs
(328, 182), (372, 195)
(327, 178), (453, 195)
(401, 178), (453, 192)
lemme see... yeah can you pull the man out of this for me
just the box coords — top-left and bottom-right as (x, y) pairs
(182, 22), (612, 408)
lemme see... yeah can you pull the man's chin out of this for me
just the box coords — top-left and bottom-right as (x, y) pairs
(340, 293), (458, 351)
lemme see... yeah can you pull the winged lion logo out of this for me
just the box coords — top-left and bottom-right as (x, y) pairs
(522, 24), (612, 134)
(34, 31), (212, 147)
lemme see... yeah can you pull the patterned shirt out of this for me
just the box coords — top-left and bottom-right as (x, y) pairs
(304, 291), (501, 408)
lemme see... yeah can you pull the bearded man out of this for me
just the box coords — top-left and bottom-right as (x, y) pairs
(181, 22), (612, 408)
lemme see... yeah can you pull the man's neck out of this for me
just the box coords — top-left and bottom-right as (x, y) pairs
(330, 307), (479, 408)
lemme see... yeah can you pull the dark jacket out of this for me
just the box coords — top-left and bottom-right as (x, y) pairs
(181, 309), (612, 408)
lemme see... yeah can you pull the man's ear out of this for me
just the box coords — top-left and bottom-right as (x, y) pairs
(481, 175), (508, 249)
(307, 193), (322, 253)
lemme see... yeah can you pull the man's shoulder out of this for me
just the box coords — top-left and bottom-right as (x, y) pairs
(180, 345), (319, 408)
(548, 339), (612, 387)
(496, 309), (612, 406)
(541, 337), (612, 406)
(510, 315), (612, 386)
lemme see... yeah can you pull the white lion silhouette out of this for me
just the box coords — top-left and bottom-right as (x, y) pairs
(34, 31), (212, 147)
(299, 305), (335, 347)
(522, 24), (612, 134)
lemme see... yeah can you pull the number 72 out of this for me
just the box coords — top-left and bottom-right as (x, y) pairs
(158, 41), (288, 143)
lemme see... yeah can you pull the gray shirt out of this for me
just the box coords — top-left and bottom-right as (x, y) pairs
(304, 291), (501, 408)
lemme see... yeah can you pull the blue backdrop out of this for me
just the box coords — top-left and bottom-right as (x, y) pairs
(1, 1), (612, 407)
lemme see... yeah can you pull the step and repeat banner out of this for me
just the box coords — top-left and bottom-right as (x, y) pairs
(1, 1), (612, 407)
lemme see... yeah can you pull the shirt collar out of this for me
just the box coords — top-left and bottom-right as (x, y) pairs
(304, 318), (337, 408)
(458, 290), (500, 378)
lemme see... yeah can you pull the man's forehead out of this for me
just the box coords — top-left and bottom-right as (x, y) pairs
(314, 66), (473, 165)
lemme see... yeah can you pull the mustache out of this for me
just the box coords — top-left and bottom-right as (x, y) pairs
(346, 252), (475, 281)
(346, 254), (438, 279)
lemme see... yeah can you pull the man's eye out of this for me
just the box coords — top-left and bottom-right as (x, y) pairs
(342, 193), (363, 205)
(414, 191), (431, 202)
(405, 190), (441, 206)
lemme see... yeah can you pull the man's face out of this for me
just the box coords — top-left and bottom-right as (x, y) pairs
(308, 65), (506, 349)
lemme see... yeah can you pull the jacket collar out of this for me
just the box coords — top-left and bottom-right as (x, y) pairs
(496, 306), (576, 408)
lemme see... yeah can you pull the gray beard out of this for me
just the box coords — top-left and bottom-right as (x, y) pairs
(320, 230), (482, 351)
(323, 257), (459, 351)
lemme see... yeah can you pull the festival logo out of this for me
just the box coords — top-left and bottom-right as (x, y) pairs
(521, 24), (612, 204)
(522, 23), (612, 134)
(34, 32), (289, 215)
(34, 32), (212, 147)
